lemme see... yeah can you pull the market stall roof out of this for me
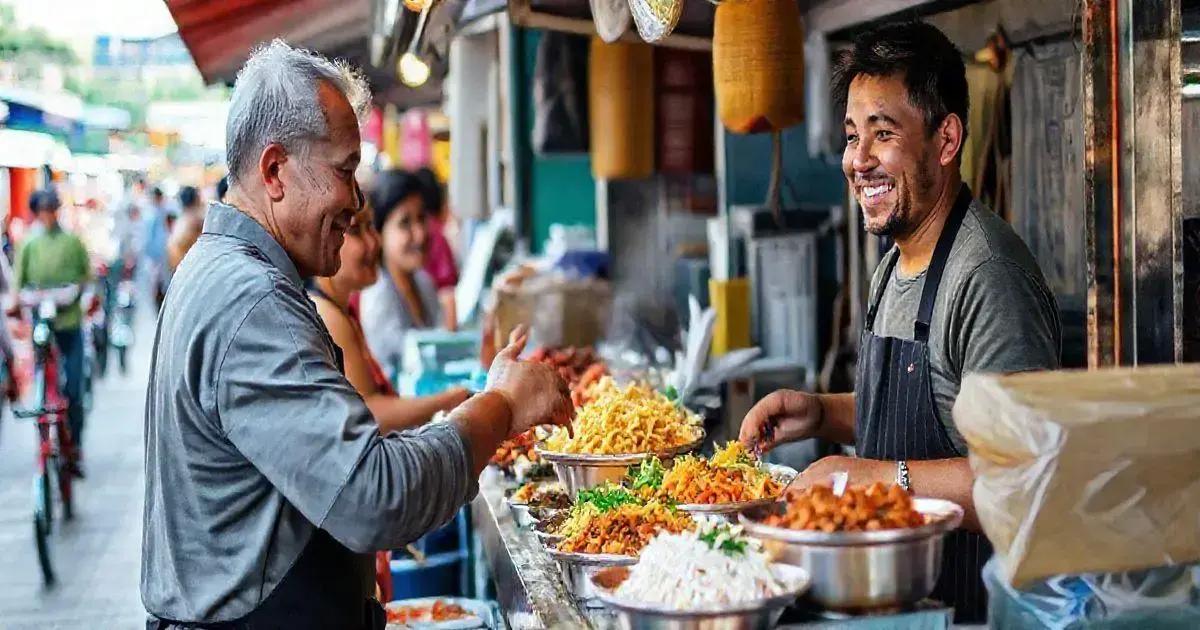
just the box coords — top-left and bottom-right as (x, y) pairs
(164, 0), (371, 85)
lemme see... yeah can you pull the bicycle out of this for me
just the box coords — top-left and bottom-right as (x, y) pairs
(13, 285), (81, 586)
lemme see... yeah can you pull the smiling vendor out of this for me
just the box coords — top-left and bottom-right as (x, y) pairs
(739, 22), (1060, 623)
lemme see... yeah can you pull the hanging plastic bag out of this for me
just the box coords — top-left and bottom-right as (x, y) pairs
(628, 0), (683, 43)
(590, 0), (631, 43)
(532, 32), (590, 155)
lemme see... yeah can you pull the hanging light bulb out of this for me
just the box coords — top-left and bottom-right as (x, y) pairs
(398, 52), (430, 87)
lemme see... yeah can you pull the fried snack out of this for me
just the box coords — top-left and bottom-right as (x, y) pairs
(527, 346), (609, 407)
(557, 501), (694, 556)
(491, 429), (540, 468)
(510, 482), (540, 504)
(386, 599), (474, 623)
(765, 482), (925, 533)
(544, 379), (702, 455)
(659, 442), (783, 504)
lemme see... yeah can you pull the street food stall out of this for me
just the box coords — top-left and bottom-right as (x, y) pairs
(159, 0), (1200, 626)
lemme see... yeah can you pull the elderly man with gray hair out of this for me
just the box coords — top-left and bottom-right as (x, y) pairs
(141, 41), (572, 629)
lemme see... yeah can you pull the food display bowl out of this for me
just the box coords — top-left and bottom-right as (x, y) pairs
(673, 464), (797, 522)
(536, 434), (705, 498)
(528, 506), (565, 522)
(506, 500), (537, 529)
(738, 498), (964, 612)
(589, 564), (810, 630)
(547, 548), (638, 601)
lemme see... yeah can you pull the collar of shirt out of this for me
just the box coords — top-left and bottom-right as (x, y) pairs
(202, 202), (304, 288)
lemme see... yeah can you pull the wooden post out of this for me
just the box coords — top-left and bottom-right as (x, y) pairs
(1121, 0), (1183, 363)
(1082, 0), (1121, 368)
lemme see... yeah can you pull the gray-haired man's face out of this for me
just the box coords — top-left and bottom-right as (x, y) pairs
(273, 81), (362, 278)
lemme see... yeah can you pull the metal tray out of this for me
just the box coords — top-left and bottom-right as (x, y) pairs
(535, 432), (705, 465)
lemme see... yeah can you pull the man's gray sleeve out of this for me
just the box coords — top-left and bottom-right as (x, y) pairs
(948, 259), (1062, 378)
(217, 291), (476, 554)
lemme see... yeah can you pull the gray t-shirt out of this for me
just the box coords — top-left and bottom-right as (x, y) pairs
(868, 199), (1061, 453)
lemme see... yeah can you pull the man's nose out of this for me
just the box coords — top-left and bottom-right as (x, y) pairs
(352, 180), (365, 211)
(851, 138), (877, 173)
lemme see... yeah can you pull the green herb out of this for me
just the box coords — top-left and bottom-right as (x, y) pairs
(627, 457), (665, 490)
(576, 485), (640, 512)
(698, 525), (749, 556)
(663, 385), (679, 402)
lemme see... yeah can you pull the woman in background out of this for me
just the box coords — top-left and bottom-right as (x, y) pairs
(359, 170), (442, 381)
(309, 201), (469, 434)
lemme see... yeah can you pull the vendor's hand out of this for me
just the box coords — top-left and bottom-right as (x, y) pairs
(787, 455), (893, 493)
(738, 390), (823, 454)
(486, 326), (573, 435)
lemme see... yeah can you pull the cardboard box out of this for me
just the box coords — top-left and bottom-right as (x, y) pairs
(953, 365), (1200, 587)
(493, 276), (612, 350)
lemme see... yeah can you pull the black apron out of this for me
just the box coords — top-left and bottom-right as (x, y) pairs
(151, 321), (384, 630)
(853, 185), (992, 623)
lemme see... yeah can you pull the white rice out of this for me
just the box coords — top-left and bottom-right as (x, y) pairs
(613, 527), (798, 609)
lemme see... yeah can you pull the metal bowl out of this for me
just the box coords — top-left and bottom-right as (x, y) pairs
(673, 464), (796, 521)
(590, 564), (810, 629)
(738, 498), (964, 611)
(507, 500), (537, 529)
(547, 548), (638, 601)
(536, 433), (705, 498)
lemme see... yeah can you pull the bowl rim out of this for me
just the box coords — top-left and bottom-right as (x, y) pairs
(590, 563), (810, 617)
(547, 548), (639, 566)
(535, 432), (705, 465)
(738, 497), (965, 546)
(671, 463), (797, 512)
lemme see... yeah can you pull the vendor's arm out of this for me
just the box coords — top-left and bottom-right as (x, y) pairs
(790, 455), (981, 531)
(218, 293), (570, 554)
(317, 298), (469, 432)
(738, 390), (857, 450)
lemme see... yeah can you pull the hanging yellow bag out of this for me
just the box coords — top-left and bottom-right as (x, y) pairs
(589, 37), (656, 179)
(713, 0), (806, 134)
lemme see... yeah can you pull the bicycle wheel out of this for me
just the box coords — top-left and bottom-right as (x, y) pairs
(33, 471), (55, 585)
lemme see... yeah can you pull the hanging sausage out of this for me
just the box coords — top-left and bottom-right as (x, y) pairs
(589, 37), (655, 179)
(712, 0), (806, 134)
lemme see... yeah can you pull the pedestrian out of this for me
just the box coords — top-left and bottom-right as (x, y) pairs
(14, 189), (92, 477)
(141, 40), (573, 629)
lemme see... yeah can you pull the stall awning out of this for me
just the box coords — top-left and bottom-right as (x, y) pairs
(165, 0), (371, 85)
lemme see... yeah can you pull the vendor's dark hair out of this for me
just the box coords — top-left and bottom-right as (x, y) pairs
(369, 169), (425, 232)
(832, 21), (969, 154)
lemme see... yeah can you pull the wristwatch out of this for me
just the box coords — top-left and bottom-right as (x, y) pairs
(896, 460), (912, 493)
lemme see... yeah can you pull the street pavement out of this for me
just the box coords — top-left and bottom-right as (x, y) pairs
(0, 306), (156, 629)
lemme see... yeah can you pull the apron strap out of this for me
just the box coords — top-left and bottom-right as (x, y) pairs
(914, 185), (973, 343)
(865, 250), (900, 332)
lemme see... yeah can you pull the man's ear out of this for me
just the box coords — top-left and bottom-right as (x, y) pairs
(259, 143), (288, 202)
(937, 114), (965, 167)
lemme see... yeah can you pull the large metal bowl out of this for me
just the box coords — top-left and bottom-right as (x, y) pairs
(738, 498), (964, 611)
(547, 548), (638, 601)
(537, 433), (704, 498)
(590, 564), (810, 629)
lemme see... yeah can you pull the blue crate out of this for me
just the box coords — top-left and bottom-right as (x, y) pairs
(390, 550), (468, 600)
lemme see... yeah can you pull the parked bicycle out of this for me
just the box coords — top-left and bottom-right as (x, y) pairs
(13, 285), (82, 586)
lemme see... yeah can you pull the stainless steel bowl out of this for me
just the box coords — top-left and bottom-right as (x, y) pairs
(537, 434), (704, 498)
(671, 465), (796, 522)
(739, 498), (964, 611)
(507, 500), (537, 529)
(590, 564), (810, 629)
(547, 549), (638, 601)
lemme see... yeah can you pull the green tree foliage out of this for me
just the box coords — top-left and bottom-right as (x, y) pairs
(0, 4), (77, 64)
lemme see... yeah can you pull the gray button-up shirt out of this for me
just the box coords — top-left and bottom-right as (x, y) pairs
(141, 202), (477, 622)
